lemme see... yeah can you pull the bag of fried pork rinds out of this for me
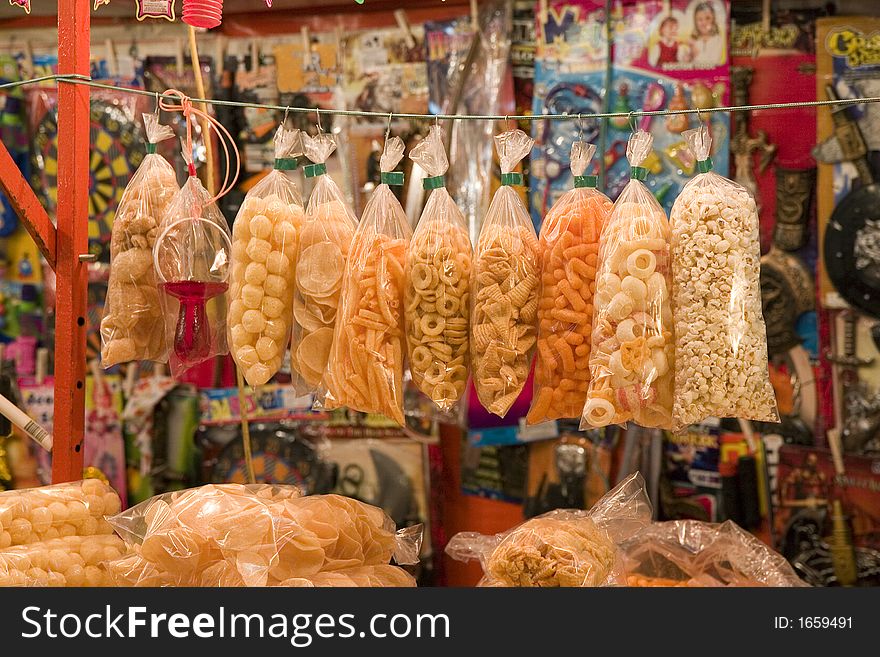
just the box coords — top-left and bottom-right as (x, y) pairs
(445, 472), (651, 587)
(404, 125), (473, 411)
(471, 128), (540, 417)
(290, 132), (358, 396)
(101, 113), (178, 368)
(527, 141), (613, 424)
(318, 136), (411, 424)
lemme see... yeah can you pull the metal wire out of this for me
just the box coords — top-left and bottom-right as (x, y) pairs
(1, 72), (878, 121)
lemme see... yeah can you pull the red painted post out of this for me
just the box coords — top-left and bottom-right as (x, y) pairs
(0, 143), (56, 268)
(52, 0), (90, 482)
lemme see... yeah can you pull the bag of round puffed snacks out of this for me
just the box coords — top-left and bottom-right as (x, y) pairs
(471, 129), (540, 418)
(101, 113), (178, 368)
(228, 125), (305, 386)
(669, 124), (777, 428)
(290, 132), (358, 395)
(404, 125), (473, 411)
(581, 130), (674, 430)
(320, 137), (411, 424)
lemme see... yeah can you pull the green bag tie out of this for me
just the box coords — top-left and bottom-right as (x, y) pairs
(574, 175), (598, 188)
(145, 143), (157, 154)
(630, 166), (648, 181)
(274, 157), (299, 171)
(501, 172), (523, 186)
(304, 163), (326, 178)
(423, 175), (445, 190)
(696, 158), (713, 174)
(381, 171), (405, 186)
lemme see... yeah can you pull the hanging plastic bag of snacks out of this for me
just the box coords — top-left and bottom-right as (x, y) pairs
(404, 125), (472, 411)
(319, 137), (411, 424)
(228, 126), (305, 386)
(153, 142), (233, 378)
(290, 132), (358, 394)
(101, 113), (178, 368)
(527, 142), (613, 424)
(471, 129), (540, 417)
(581, 130), (674, 430)
(670, 124), (778, 427)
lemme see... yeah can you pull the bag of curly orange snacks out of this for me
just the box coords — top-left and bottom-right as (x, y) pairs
(526, 142), (613, 425)
(228, 125), (305, 386)
(580, 130), (674, 430)
(319, 137), (411, 424)
(471, 129), (540, 418)
(290, 132), (358, 395)
(404, 125), (472, 411)
(101, 113), (178, 368)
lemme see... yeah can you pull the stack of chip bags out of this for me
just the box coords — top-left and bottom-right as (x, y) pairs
(471, 129), (540, 417)
(670, 125), (778, 428)
(404, 125), (473, 410)
(581, 130), (675, 430)
(153, 147), (232, 377)
(527, 142), (613, 424)
(320, 137), (411, 424)
(104, 484), (420, 587)
(290, 133), (358, 393)
(101, 113), (178, 367)
(228, 125), (305, 386)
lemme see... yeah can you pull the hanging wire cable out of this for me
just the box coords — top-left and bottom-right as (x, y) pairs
(0, 73), (877, 121)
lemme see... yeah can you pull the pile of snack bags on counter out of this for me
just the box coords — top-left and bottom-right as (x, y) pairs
(103, 114), (779, 433)
(1, 474), (805, 587)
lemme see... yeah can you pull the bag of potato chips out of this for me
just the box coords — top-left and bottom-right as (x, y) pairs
(404, 125), (473, 411)
(228, 125), (305, 386)
(290, 132), (358, 395)
(527, 142), (613, 424)
(101, 113), (178, 368)
(319, 137), (411, 424)
(580, 130), (674, 430)
(153, 142), (233, 378)
(471, 129), (540, 417)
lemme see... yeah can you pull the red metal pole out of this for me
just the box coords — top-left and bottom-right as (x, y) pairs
(52, 0), (90, 482)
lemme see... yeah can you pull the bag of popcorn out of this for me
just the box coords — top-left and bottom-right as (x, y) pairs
(581, 130), (674, 430)
(101, 113), (178, 368)
(527, 141), (613, 424)
(669, 124), (778, 427)
(405, 125), (472, 411)
(228, 125), (305, 386)
(471, 129), (540, 418)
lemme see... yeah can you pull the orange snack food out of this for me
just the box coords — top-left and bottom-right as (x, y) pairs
(527, 143), (612, 424)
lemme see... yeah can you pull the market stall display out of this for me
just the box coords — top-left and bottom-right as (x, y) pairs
(228, 125), (305, 386)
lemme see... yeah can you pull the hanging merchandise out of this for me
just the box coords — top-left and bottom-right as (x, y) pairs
(471, 129), (540, 418)
(404, 125), (472, 411)
(228, 125), (304, 387)
(581, 130), (674, 430)
(152, 91), (238, 378)
(290, 131), (358, 395)
(85, 368), (128, 506)
(670, 124), (778, 428)
(100, 113), (178, 368)
(527, 142), (613, 424)
(320, 137), (411, 424)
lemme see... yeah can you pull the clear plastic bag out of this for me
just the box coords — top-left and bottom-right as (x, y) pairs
(101, 113), (178, 368)
(404, 125), (473, 411)
(527, 142), (613, 424)
(0, 479), (120, 549)
(153, 151), (232, 378)
(0, 534), (127, 587)
(581, 131), (674, 430)
(471, 129), (540, 417)
(621, 519), (807, 587)
(670, 125), (778, 428)
(290, 133), (358, 395)
(446, 472), (652, 587)
(274, 564), (416, 588)
(228, 126), (305, 386)
(105, 484), (422, 587)
(320, 137), (411, 424)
